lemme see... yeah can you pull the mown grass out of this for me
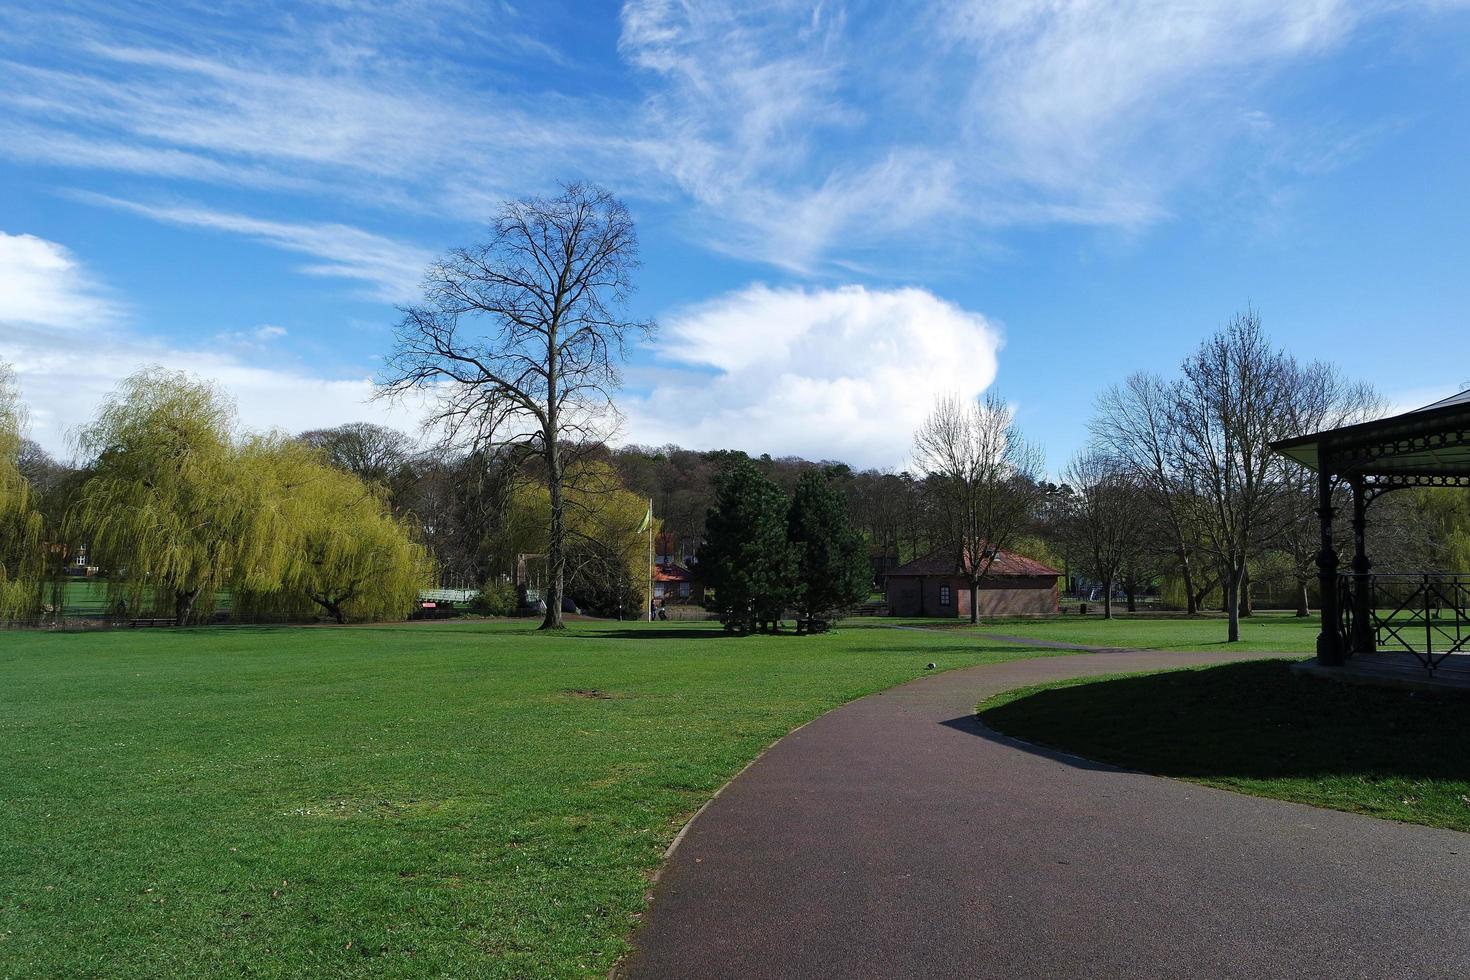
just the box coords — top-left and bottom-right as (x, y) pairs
(894, 610), (1323, 654)
(0, 618), (1048, 979)
(980, 659), (1470, 834)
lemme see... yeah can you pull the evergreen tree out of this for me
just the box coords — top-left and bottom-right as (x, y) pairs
(788, 469), (871, 628)
(696, 459), (797, 633)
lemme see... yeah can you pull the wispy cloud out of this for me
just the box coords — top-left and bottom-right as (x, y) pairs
(1, 0), (1466, 274)
(73, 193), (433, 302)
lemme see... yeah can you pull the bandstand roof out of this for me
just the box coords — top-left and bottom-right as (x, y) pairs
(1273, 388), (1470, 484)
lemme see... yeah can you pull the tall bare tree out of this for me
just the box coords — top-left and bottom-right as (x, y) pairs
(1168, 310), (1296, 642)
(1092, 372), (1205, 614)
(913, 392), (1045, 624)
(381, 183), (651, 629)
(1062, 450), (1148, 619)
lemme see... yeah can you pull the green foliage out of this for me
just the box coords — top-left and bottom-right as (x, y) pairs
(787, 469), (870, 620)
(236, 438), (431, 624)
(1008, 534), (1062, 574)
(1406, 487), (1470, 571)
(71, 370), (267, 623)
(497, 462), (655, 617)
(0, 362), (44, 621)
(470, 579), (518, 616)
(71, 370), (428, 625)
(696, 459), (797, 633)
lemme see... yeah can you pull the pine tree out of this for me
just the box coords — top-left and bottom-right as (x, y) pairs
(788, 469), (871, 628)
(696, 459), (797, 634)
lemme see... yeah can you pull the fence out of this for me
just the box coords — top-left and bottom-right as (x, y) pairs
(1339, 572), (1470, 672)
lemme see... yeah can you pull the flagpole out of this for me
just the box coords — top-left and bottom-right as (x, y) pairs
(647, 498), (654, 622)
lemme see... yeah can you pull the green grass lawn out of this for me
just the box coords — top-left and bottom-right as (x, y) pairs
(0, 619), (1050, 979)
(893, 610), (1323, 654)
(980, 659), (1470, 834)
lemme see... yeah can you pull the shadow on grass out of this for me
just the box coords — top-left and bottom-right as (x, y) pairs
(974, 660), (1470, 784)
(576, 628), (735, 641)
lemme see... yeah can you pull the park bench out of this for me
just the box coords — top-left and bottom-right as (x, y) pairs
(796, 617), (830, 635)
(127, 617), (177, 628)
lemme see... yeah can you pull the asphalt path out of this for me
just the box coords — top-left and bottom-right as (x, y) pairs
(619, 646), (1470, 979)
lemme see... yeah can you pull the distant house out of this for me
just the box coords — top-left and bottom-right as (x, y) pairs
(653, 560), (702, 606)
(885, 549), (1059, 617)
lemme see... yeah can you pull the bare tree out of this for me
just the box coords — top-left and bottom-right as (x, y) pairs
(381, 182), (652, 629)
(298, 423), (414, 487)
(1168, 310), (1296, 642)
(1272, 361), (1383, 615)
(1062, 450), (1148, 619)
(1092, 372), (1206, 614)
(913, 392), (1045, 624)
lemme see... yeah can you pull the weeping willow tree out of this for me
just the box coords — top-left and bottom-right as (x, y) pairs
(237, 438), (430, 624)
(498, 461), (655, 617)
(0, 362), (44, 621)
(69, 370), (275, 624)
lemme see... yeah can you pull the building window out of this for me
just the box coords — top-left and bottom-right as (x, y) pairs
(679, 582), (691, 598)
(939, 585), (952, 607)
(654, 583), (665, 598)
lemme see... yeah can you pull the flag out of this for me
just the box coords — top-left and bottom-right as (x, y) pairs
(638, 500), (654, 534)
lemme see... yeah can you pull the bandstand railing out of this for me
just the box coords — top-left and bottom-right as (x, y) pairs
(1339, 572), (1470, 673)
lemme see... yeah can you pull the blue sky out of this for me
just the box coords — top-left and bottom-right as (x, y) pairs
(2, 0), (1468, 470)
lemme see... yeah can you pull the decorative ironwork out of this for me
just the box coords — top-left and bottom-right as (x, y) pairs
(1340, 573), (1470, 673)
(1329, 426), (1470, 474)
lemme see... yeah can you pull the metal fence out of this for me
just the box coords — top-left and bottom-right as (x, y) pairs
(1339, 572), (1470, 672)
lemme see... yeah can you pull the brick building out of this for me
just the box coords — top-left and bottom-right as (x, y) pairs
(884, 549), (1059, 617)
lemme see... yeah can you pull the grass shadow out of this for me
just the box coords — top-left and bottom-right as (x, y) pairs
(978, 660), (1470, 782)
(973, 660), (1470, 831)
(577, 628), (735, 641)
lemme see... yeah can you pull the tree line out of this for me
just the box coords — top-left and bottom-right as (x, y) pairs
(1051, 309), (1470, 638)
(8, 179), (1466, 639)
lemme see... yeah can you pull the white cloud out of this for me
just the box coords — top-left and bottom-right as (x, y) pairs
(0, 233), (426, 453)
(623, 283), (1002, 468)
(0, 231), (120, 329)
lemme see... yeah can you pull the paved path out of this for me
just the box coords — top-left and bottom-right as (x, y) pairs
(620, 648), (1470, 979)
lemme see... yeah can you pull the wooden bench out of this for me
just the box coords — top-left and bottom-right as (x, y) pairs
(127, 618), (177, 628)
(796, 617), (830, 635)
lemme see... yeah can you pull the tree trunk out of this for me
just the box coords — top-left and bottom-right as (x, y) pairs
(1295, 578), (1310, 617)
(1177, 541), (1198, 615)
(1102, 576), (1113, 619)
(1239, 563), (1253, 617)
(174, 588), (199, 625)
(1125, 584), (1137, 613)
(969, 575), (979, 624)
(1192, 583), (1211, 616)
(1225, 563), (1242, 642)
(541, 427), (566, 632)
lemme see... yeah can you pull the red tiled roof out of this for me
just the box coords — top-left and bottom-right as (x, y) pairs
(887, 548), (1058, 579)
(653, 562), (694, 583)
